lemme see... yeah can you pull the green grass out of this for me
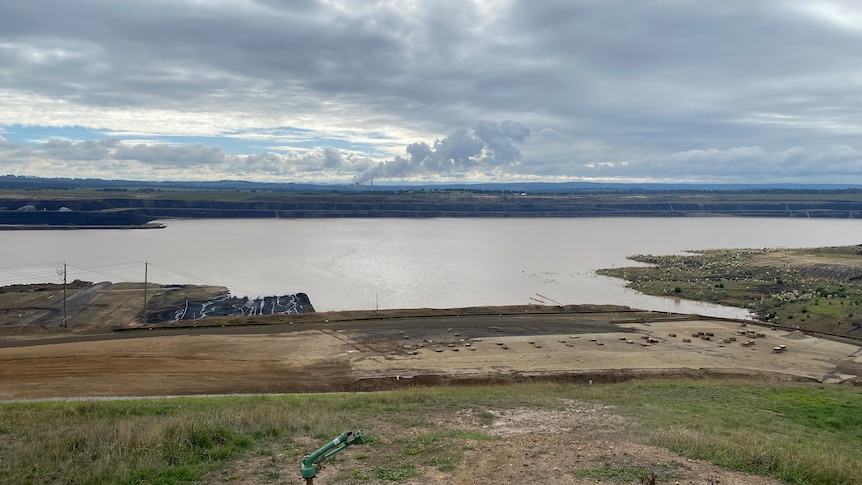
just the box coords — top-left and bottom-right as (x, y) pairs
(401, 429), (492, 472)
(598, 247), (862, 335)
(0, 381), (860, 484)
(585, 382), (862, 484)
(806, 301), (844, 316)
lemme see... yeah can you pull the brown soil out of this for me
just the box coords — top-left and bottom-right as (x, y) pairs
(1, 313), (859, 400)
(0, 282), (229, 332)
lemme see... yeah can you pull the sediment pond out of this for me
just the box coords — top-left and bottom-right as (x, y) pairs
(3, 217), (862, 316)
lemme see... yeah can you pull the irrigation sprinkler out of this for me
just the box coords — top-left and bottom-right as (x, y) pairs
(300, 430), (365, 484)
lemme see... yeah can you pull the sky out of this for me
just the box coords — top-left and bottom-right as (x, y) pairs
(1, 0), (861, 184)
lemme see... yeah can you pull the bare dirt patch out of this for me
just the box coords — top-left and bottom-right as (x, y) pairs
(1, 315), (859, 400)
(442, 435), (783, 485)
(350, 319), (860, 386)
(209, 399), (784, 485)
(434, 399), (629, 438)
(0, 331), (356, 398)
(750, 248), (862, 282)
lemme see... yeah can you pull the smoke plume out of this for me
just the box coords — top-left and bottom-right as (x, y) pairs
(353, 120), (529, 183)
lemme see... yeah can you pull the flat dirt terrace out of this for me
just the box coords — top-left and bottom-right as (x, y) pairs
(1, 311), (860, 400)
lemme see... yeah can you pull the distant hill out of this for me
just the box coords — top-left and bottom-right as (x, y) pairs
(2, 175), (861, 194)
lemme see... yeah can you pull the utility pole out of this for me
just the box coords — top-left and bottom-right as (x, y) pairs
(61, 262), (67, 328)
(143, 261), (148, 325)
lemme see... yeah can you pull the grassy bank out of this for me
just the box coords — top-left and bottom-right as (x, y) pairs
(599, 246), (862, 337)
(1, 381), (860, 484)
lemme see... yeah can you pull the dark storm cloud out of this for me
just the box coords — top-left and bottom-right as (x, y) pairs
(1, 0), (861, 182)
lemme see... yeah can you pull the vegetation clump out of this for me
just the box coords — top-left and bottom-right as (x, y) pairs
(599, 245), (862, 336)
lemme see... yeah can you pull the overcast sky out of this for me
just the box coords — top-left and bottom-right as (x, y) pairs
(1, 0), (861, 184)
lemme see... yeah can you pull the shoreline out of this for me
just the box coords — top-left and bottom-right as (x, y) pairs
(0, 222), (166, 230)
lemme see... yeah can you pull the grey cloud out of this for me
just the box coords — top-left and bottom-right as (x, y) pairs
(113, 143), (226, 166)
(321, 147), (345, 170)
(3, 1), (860, 126)
(2, 1), (862, 183)
(0, 137), (379, 180)
(99, 137), (121, 149)
(580, 146), (862, 183)
(473, 121), (530, 164)
(227, 147), (376, 177)
(40, 139), (110, 161)
(0, 139), (231, 173)
(233, 152), (291, 176)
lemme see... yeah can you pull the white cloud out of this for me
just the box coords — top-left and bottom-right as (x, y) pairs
(575, 146), (862, 183)
(792, 0), (862, 33)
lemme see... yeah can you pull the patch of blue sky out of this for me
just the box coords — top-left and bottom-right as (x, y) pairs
(271, 136), (377, 152)
(226, 127), (396, 157)
(2, 124), (395, 158)
(2, 124), (251, 153)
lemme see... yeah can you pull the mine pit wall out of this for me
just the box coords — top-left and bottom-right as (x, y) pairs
(5, 196), (862, 220)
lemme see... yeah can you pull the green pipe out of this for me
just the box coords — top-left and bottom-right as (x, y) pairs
(300, 430), (364, 480)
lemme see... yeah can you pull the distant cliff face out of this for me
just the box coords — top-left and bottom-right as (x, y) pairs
(3, 192), (862, 221)
(0, 208), (155, 227)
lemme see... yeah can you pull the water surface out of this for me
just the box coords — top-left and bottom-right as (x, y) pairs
(3, 217), (862, 318)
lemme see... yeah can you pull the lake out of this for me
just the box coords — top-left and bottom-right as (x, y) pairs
(3, 217), (862, 318)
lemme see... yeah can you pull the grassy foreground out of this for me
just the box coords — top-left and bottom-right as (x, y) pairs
(1, 381), (860, 484)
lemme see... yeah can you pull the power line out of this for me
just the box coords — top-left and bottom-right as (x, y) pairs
(0, 265), (62, 283)
(65, 262), (136, 282)
(146, 261), (261, 296)
(1, 260), (268, 299)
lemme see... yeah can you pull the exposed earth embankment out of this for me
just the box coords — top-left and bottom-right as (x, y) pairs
(1, 308), (859, 400)
(0, 282), (313, 333)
